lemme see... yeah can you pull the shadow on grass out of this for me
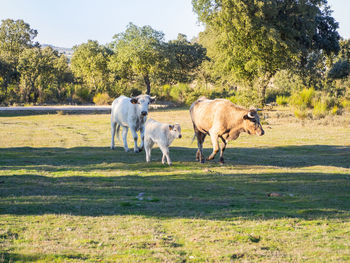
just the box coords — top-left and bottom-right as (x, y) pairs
(1, 145), (349, 169)
(0, 146), (349, 220)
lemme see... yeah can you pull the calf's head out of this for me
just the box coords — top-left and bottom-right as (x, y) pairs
(169, 123), (182, 139)
(243, 109), (264, 136)
(130, 95), (156, 117)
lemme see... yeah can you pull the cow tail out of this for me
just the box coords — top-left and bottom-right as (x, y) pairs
(116, 123), (121, 141)
(191, 133), (197, 144)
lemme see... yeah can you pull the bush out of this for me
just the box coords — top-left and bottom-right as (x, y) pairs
(312, 100), (328, 119)
(290, 88), (315, 110)
(330, 105), (340, 115)
(294, 109), (308, 120)
(93, 93), (112, 105)
(72, 85), (92, 104)
(276, 95), (289, 106)
(341, 98), (350, 111)
(169, 83), (191, 104)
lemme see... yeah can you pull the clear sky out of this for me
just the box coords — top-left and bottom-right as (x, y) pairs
(0, 0), (348, 48)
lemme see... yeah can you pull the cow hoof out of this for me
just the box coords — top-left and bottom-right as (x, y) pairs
(124, 148), (130, 152)
(138, 147), (143, 152)
(200, 159), (205, 164)
(111, 146), (114, 150)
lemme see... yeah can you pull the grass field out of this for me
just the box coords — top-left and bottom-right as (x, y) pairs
(1, 108), (350, 262)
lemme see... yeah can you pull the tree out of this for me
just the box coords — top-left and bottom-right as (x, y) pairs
(0, 19), (38, 102)
(163, 34), (207, 83)
(109, 23), (164, 95)
(17, 46), (71, 103)
(71, 40), (112, 95)
(192, 0), (340, 104)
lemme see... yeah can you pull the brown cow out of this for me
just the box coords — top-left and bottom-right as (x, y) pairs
(190, 97), (264, 164)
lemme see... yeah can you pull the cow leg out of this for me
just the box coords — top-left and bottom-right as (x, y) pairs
(144, 137), (154, 163)
(122, 126), (129, 152)
(129, 127), (140, 153)
(219, 136), (227, 164)
(111, 121), (116, 149)
(207, 131), (219, 161)
(160, 145), (171, 165)
(196, 131), (206, 163)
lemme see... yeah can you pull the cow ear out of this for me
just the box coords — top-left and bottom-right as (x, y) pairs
(130, 98), (138, 104)
(150, 96), (157, 103)
(169, 125), (174, 130)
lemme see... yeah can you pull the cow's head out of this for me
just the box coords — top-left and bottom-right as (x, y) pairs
(130, 95), (156, 117)
(169, 123), (182, 139)
(243, 108), (264, 136)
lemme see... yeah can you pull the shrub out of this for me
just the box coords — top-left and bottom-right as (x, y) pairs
(294, 109), (308, 120)
(169, 83), (191, 104)
(330, 105), (340, 115)
(276, 95), (289, 106)
(312, 100), (328, 119)
(290, 88), (315, 110)
(72, 85), (92, 104)
(341, 98), (350, 111)
(93, 93), (112, 105)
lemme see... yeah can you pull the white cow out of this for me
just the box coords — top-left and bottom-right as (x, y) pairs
(144, 118), (182, 165)
(111, 95), (155, 152)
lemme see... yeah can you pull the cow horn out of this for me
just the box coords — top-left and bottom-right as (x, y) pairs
(247, 111), (254, 118)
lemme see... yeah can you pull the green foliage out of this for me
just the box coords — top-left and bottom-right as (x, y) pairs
(328, 59), (350, 79)
(341, 98), (350, 111)
(330, 105), (339, 115)
(71, 40), (111, 94)
(109, 23), (165, 95)
(228, 87), (261, 108)
(93, 93), (112, 105)
(193, 0), (340, 104)
(294, 109), (308, 120)
(162, 34), (207, 84)
(313, 100), (328, 119)
(72, 85), (92, 104)
(290, 88), (315, 110)
(276, 96), (289, 106)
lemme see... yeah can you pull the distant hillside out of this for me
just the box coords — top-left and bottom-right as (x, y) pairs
(41, 44), (74, 60)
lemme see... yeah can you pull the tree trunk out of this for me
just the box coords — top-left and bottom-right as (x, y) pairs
(259, 73), (272, 106)
(143, 74), (151, 95)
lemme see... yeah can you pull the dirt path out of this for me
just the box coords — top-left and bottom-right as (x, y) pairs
(0, 104), (169, 114)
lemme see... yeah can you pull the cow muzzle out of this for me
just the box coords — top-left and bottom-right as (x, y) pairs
(141, 111), (148, 116)
(178, 134), (182, 139)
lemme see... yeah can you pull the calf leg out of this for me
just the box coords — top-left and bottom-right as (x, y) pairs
(122, 126), (129, 152)
(160, 145), (171, 165)
(144, 137), (154, 163)
(111, 122), (116, 149)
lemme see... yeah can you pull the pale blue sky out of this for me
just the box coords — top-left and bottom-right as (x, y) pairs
(0, 0), (348, 48)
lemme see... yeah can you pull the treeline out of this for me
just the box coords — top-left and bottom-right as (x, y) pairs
(1, 0), (350, 118)
(0, 19), (207, 105)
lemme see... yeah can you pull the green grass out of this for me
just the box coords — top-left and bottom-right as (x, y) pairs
(1, 109), (350, 262)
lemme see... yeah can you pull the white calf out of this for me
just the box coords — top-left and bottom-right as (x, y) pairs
(111, 95), (155, 152)
(144, 118), (182, 165)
